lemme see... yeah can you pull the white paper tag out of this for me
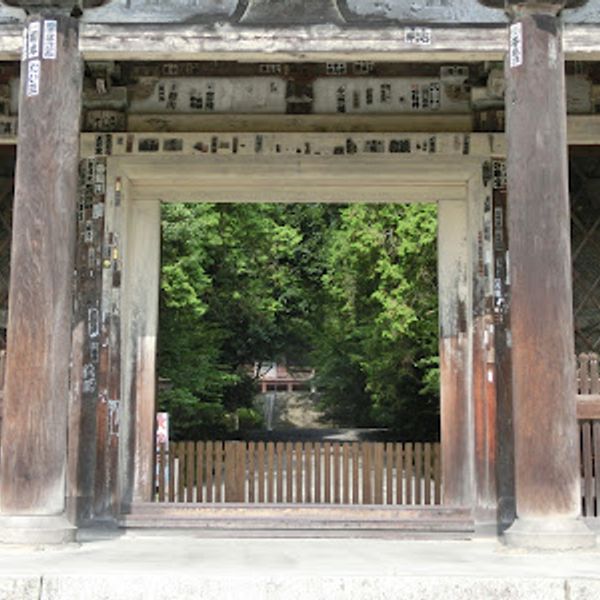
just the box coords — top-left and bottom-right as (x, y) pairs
(21, 27), (28, 61)
(26, 59), (41, 97)
(42, 20), (58, 60)
(92, 203), (105, 219)
(405, 27), (432, 46)
(27, 21), (41, 59)
(510, 22), (523, 68)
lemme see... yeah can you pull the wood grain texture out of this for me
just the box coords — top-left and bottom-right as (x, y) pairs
(266, 442), (274, 503)
(205, 441), (213, 503)
(196, 441), (204, 503)
(168, 442), (175, 502)
(505, 6), (581, 518)
(0, 15), (83, 515)
(304, 442), (312, 504)
(438, 200), (472, 508)
(295, 442), (303, 503)
(153, 441), (444, 507)
(594, 422), (600, 517)
(157, 443), (165, 502)
(405, 443), (413, 505)
(214, 442), (223, 503)
(177, 443), (185, 503)
(581, 422), (594, 516)
(276, 442), (284, 503)
(492, 185), (516, 529)
(285, 442), (293, 502)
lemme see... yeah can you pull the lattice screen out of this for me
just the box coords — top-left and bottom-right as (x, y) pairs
(570, 152), (600, 354)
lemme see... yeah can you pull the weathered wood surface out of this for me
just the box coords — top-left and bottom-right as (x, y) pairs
(122, 502), (475, 536)
(438, 200), (471, 508)
(575, 355), (598, 511)
(579, 420), (599, 517)
(0, 22), (597, 61)
(469, 169), (498, 525)
(66, 24), (600, 62)
(577, 353), (600, 419)
(492, 180), (516, 529)
(0, 349), (5, 434)
(154, 441), (442, 506)
(0, 15), (83, 514)
(577, 397), (600, 419)
(577, 353), (599, 394)
(69, 156), (113, 522)
(119, 199), (160, 506)
(504, 5), (581, 520)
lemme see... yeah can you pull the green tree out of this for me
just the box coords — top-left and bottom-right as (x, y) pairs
(314, 204), (439, 439)
(158, 202), (439, 441)
(159, 203), (307, 439)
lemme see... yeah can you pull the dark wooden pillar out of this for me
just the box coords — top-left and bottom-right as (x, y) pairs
(0, 12), (83, 543)
(501, 0), (593, 549)
(491, 168), (516, 532)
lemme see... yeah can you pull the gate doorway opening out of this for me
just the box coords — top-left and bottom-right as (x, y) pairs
(155, 202), (440, 507)
(78, 131), (496, 533)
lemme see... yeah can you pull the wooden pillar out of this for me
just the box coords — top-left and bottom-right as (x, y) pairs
(469, 170), (499, 529)
(122, 198), (161, 506)
(502, 0), (593, 549)
(491, 163), (516, 532)
(438, 200), (473, 507)
(0, 13), (82, 543)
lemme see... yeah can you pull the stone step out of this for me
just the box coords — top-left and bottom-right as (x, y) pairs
(120, 503), (475, 537)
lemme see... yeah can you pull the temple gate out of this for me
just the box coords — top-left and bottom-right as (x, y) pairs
(0, 0), (598, 548)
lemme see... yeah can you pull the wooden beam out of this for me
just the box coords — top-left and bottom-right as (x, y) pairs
(77, 23), (600, 62)
(0, 115), (599, 145)
(0, 22), (598, 62)
(126, 114), (475, 134)
(77, 24), (508, 62)
(577, 395), (600, 420)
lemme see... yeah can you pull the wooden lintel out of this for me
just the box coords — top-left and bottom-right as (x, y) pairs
(577, 395), (600, 420)
(127, 114), (475, 134)
(0, 23), (598, 62)
(0, 115), (597, 148)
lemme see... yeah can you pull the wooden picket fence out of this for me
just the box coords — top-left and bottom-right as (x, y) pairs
(155, 441), (441, 506)
(577, 353), (600, 517)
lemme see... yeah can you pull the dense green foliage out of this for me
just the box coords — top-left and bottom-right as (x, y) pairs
(158, 203), (439, 440)
(314, 204), (439, 439)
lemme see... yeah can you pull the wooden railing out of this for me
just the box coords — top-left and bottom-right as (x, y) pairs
(155, 441), (441, 506)
(577, 353), (600, 518)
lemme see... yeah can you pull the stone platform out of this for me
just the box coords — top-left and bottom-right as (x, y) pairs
(1, 528), (600, 599)
(0, 532), (600, 600)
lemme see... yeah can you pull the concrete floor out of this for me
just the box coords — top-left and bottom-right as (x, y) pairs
(1, 530), (600, 599)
